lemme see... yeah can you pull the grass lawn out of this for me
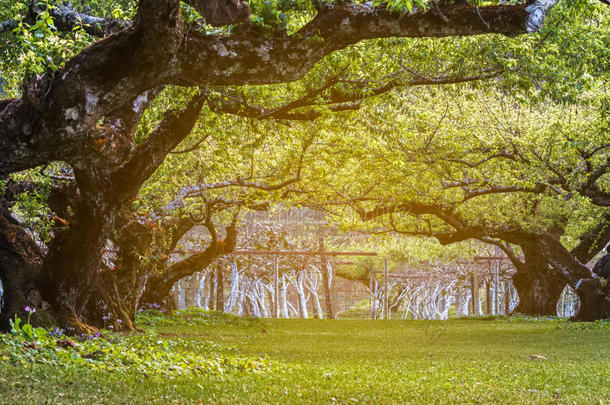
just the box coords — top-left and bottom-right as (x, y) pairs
(1, 314), (609, 404)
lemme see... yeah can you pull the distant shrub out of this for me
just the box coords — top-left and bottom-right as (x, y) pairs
(136, 307), (264, 327)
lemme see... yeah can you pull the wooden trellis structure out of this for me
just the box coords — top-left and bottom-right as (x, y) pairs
(172, 248), (525, 320)
(366, 253), (519, 320)
(228, 249), (377, 318)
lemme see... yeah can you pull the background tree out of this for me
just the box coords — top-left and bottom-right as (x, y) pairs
(305, 84), (608, 319)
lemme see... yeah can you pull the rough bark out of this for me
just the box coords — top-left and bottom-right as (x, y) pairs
(536, 235), (610, 321)
(38, 3), (131, 37)
(0, 204), (44, 330)
(0, 0), (183, 176)
(0, 90), (204, 333)
(499, 231), (610, 320)
(187, 0), (249, 26)
(176, 3), (533, 87)
(510, 240), (568, 315)
(0, 2), (129, 37)
(87, 219), (154, 330)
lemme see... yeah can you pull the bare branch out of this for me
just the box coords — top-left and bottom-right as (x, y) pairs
(45, 3), (131, 37)
(446, 149), (515, 168)
(164, 132), (314, 211)
(0, 19), (18, 35)
(459, 182), (548, 202)
(210, 69), (503, 121)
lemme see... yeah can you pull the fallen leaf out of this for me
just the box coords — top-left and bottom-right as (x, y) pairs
(57, 339), (78, 348)
(23, 342), (37, 350)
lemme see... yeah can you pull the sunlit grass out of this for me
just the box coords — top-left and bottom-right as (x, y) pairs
(1, 313), (609, 404)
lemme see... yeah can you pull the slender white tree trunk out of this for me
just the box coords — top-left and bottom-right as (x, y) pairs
(225, 261), (240, 313)
(287, 301), (298, 317)
(245, 280), (261, 318)
(280, 275), (289, 318)
(373, 280), (381, 319)
(236, 284), (245, 316)
(256, 281), (269, 318)
(311, 290), (323, 319)
(177, 279), (186, 309)
(305, 267), (323, 319)
(195, 272), (206, 308)
(295, 272), (308, 318)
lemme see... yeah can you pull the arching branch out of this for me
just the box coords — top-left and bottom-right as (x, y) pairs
(175, 2), (544, 87)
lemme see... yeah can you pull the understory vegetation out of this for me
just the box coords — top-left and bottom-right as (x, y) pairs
(0, 311), (608, 404)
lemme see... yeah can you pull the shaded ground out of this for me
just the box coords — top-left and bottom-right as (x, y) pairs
(1, 315), (609, 404)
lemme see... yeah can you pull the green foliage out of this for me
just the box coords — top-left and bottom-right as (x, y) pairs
(303, 82), (607, 253)
(375, 0), (428, 14)
(136, 308), (265, 328)
(7, 171), (56, 242)
(248, 0), (316, 31)
(0, 0), (134, 91)
(9, 315), (45, 341)
(9, 8), (88, 78)
(1, 316), (275, 379)
(12, 188), (53, 242)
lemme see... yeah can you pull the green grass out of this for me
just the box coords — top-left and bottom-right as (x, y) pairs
(1, 313), (609, 404)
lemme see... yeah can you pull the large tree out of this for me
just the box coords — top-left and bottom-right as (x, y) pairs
(311, 86), (609, 319)
(0, 0), (562, 331)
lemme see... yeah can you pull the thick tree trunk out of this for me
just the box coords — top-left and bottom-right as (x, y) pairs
(1, 183), (115, 333)
(0, 184), (47, 330)
(511, 241), (568, 316)
(43, 201), (117, 332)
(139, 280), (179, 312)
(535, 234), (610, 321)
(208, 270), (216, 310)
(85, 219), (155, 331)
(571, 278), (610, 321)
(0, 93), (204, 333)
(512, 266), (567, 316)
